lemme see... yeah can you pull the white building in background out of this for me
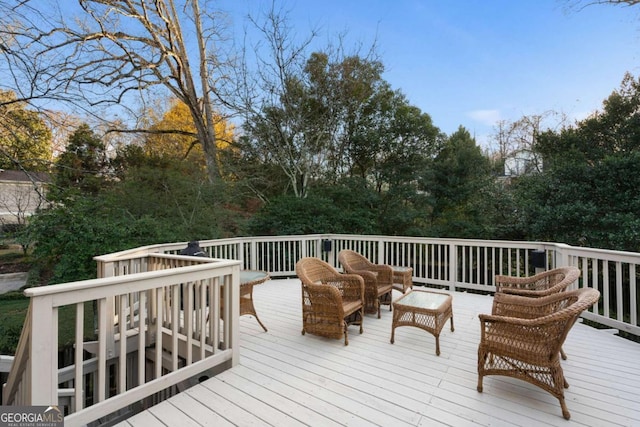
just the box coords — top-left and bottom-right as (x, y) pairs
(0, 170), (50, 225)
(504, 149), (543, 176)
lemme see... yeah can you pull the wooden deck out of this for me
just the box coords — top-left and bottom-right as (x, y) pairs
(117, 278), (640, 427)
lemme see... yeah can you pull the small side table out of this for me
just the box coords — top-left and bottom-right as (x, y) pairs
(392, 266), (413, 293)
(390, 289), (454, 356)
(239, 270), (270, 332)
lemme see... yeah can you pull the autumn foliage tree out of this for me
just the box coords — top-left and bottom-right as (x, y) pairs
(144, 99), (233, 171)
(0, 90), (52, 172)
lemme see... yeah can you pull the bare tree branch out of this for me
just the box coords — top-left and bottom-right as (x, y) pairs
(0, 0), (237, 183)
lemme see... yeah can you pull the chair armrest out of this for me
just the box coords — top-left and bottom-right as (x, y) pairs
(478, 313), (562, 354)
(500, 283), (565, 298)
(348, 269), (378, 285)
(323, 274), (365, 302)
(495, 274), (545, 292)
(367, 264), (393, 285)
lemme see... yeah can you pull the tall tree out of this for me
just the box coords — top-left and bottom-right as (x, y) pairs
(428, 127), (495, 238)
(53, 123), (108, 199)
(240, 36), (440, 200)
(0, 0), (235, 183)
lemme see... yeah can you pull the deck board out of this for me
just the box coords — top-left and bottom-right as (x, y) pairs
(119, 278), (640, 427)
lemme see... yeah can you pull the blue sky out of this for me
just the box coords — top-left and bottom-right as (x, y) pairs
(222, 0), (640, 148)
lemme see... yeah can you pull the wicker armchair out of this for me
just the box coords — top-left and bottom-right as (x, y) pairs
(338, 250), (393, 318)
(495, 266), (581, 297)
(296, 257), (365, 345)
(495, 266), (581, 360)
(477, 287), (601, 420)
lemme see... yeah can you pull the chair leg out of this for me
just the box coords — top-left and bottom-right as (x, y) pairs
(560, 347), (567, 360)
(551, 364), (570, 419)
(255, 315), (268, 332)
(343, 321), (349, 346)
(559, 397), (571, 420)
(477, 350), (486, 392)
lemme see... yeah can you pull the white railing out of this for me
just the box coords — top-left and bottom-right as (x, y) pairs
(97, 234), (639, 336)
(3, 235), (638, 425)
(3, 255), (241, 427)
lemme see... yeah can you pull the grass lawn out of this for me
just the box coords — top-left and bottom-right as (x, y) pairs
(0, 291), (97, 355)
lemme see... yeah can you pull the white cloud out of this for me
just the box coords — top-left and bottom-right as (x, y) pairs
(468, 109), (502, 126)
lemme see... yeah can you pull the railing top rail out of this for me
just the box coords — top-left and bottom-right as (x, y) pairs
(25, 258), (240, 304)
(93, 234), (640, 265)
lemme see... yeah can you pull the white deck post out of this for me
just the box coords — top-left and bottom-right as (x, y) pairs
(230, 265), (240, 366)
(377, 237), (385, 265)
(448, 242), (458, 292)
(29, 295), (58, 405)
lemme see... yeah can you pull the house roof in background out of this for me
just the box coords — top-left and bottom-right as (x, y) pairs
(0, 169), (50, 183)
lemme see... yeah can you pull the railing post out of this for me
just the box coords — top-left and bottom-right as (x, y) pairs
(29, 295), (58, 405)
(554, 244), (568, 268)
(448, 242), (457, 292)
(377, 237), (385, 265)
(230, 265), (240, 366)
(248, 240), (256, 270)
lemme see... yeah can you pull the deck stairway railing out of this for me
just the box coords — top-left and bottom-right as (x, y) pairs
(2, 234), (638, 426)
(2, 253), (241, 427)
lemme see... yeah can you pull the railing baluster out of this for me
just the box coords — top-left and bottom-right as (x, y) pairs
(171, 284), (179, 372)
(138, 291), (146, 386)
(118, 294), (126, 394)
(98, 298), (107, 403)
(75, 302), (84, 411)
(616, 262), (624, 322)
(155, 287), (163, 380)
(631, 264), (637, 326)
(185, 281), (193, 366)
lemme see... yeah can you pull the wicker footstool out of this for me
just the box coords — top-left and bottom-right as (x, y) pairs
(390, 289), (454, 356)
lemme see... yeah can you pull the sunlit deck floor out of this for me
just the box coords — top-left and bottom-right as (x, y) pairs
(118, 278), (640, 427)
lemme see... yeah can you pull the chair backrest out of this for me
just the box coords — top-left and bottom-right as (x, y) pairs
(493, 285), (598, 319)
(296, 257), (341, 285)
(540, 266), (581, 290)
(489, 287), (600, 358)
(338, 250), (373, 273)
(497, 266), (581, 296)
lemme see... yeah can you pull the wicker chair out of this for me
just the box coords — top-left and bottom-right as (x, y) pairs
(338, 250), (393, 318)
(495, 266), (581, 360)
(477, 287), (601, 420)
(296, 257), (365, 345)
(495, 266), (581, 297)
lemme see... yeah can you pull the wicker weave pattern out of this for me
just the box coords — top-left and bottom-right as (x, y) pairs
(495, 266), (581, 297)
(296, 257), (365, 345)
(477, 287), (601, 420)
(338, 250), (394, 318)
